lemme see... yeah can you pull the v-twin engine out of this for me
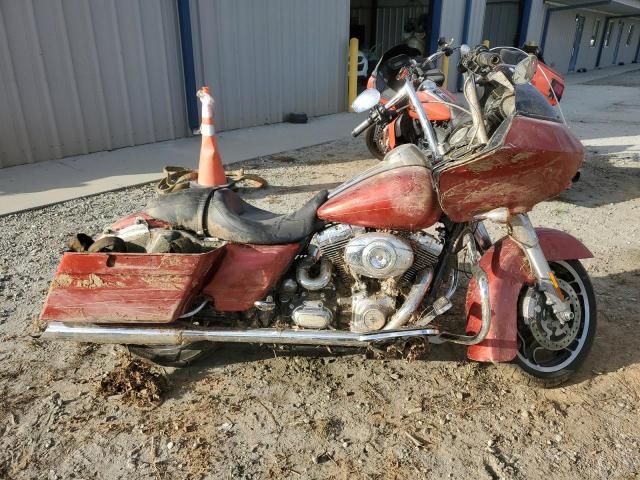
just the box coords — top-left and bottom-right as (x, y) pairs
(285, 224), (443, 332)
(313, 224), (442, 286)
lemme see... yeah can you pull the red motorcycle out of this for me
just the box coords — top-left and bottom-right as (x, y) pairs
(361, 42), (566, 161)
(360, 42), (460, 159)
(40, 46), (594, 386)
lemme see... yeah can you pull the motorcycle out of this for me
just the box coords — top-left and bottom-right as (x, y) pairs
(361, 41), (566, 160)
(361, 40), (459, 160)
(39, 45), (594, 387)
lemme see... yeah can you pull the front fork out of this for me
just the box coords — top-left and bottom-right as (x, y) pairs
(508, 214), (574, 322)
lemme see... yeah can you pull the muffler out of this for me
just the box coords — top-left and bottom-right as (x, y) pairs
(42, 322), (439, 348)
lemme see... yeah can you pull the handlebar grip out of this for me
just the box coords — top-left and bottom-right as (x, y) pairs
(475, 52), (501, 67)
(352, 116), (373, 137)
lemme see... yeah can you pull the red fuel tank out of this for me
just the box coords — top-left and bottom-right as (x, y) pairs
(317, 145), (442, 230)
(410, 89), (453, 122)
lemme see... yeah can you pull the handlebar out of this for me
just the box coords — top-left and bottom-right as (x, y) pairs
(475, 52), (501, 67)
(459, 45), (501, 76)
(351, 116), (373, 137)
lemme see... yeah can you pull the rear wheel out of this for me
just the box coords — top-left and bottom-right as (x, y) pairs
(364, 124), (389, 160)
(515, 260), (596, 387)
(128, 343), (214, 368)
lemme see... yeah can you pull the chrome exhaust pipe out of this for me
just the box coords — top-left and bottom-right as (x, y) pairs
(384, 268), (434, 330)
(42, 322), (440, 348)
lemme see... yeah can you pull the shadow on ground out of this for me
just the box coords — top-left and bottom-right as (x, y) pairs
(162, 267), (640, 396)
(557, 155), (640, 208)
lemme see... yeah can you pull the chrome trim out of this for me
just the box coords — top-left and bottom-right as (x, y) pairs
(42, 322), (440, 347)
(463, 72), (489, 144)
(431, 265), (491, 345)
(383, 268), (434, 330)
(296, 257), (333, 291)
(179, 300), (209, 318)
(403, 79), (442, 160)
(508, 213), (572, 319)
(430, 233), (491, 345)
(445, 266), (459, 299)
(345, 233), (414, 279)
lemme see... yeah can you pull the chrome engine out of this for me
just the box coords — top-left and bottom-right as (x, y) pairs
(344, 233), (414, 279)
(312, 224), (443, 287)
(279, 224), (444, 332)
(350, 291), (395, 332)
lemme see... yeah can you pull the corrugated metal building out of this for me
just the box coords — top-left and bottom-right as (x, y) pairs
(0, 0), (186, 168)
(351, 0), (430, 55)
(524, 0), (640, 73)
(437, 0), (640, 79)
(1, 0), (639, 169)
(188, 0), (349, 132)
(0, 0), (350, 169)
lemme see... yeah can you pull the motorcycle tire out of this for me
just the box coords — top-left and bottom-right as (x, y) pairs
(514, 260), (596, 388)
(365, 124), (389, 160)
(128, 343), (215, 368)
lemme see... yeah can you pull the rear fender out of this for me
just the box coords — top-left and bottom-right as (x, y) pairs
(465, 228), (593, 363)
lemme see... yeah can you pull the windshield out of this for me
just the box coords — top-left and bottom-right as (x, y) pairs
(514, 83), (562, 123)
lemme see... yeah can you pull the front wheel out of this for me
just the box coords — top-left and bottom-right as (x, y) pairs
(515, 260), (596, 387)
(364, 124), (389, 160)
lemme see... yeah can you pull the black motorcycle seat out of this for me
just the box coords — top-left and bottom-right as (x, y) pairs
(207, 188), (328, 244)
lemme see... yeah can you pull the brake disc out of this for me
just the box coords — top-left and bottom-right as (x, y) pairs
(521, 278), (582, 351)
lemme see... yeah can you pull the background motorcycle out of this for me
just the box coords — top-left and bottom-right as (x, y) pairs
(362, 40), (458, 159)
(40, 46), (594, 387)
(361, 41), (566, 160)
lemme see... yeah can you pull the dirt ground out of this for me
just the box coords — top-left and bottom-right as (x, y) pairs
(1, 123), (640, 478)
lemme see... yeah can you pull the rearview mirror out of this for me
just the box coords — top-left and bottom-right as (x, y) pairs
(351, 89), (381, 113)
(513, 54), (538, 84)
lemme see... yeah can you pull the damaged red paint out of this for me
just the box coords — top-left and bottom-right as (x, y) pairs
(40, 250), (223, 323)
(437, 116), (584, 222)
(317, 165), (442, 230)
(202, 243), (301, 311)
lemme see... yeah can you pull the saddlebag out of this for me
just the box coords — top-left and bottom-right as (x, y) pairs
(39, 250), (222, 324)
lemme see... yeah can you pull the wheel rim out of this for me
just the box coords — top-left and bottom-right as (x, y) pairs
(373, 125), (388, 155)
(516, 261), (591, 373)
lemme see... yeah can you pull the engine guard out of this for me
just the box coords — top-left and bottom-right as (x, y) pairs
(465, 228), (593, 363)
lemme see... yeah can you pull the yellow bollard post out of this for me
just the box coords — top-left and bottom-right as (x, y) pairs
(441, 54), (450, 89)
(482, 39), (490, 48)
(348, 38), (359, 112)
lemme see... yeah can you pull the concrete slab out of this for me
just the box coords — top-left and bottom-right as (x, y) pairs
(0, 112), (364, 216)
(561, 67), (640, 158)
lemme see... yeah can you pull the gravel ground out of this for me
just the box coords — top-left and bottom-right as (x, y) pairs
(1, 134), (639, 480)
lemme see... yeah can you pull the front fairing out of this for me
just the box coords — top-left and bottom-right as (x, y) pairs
(434, 84), (583, 221)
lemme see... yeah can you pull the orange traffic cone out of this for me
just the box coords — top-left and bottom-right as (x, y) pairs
(196, 86), (226, 186)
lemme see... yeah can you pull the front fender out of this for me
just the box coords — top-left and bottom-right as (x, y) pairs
(465, 228), (593, 363)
